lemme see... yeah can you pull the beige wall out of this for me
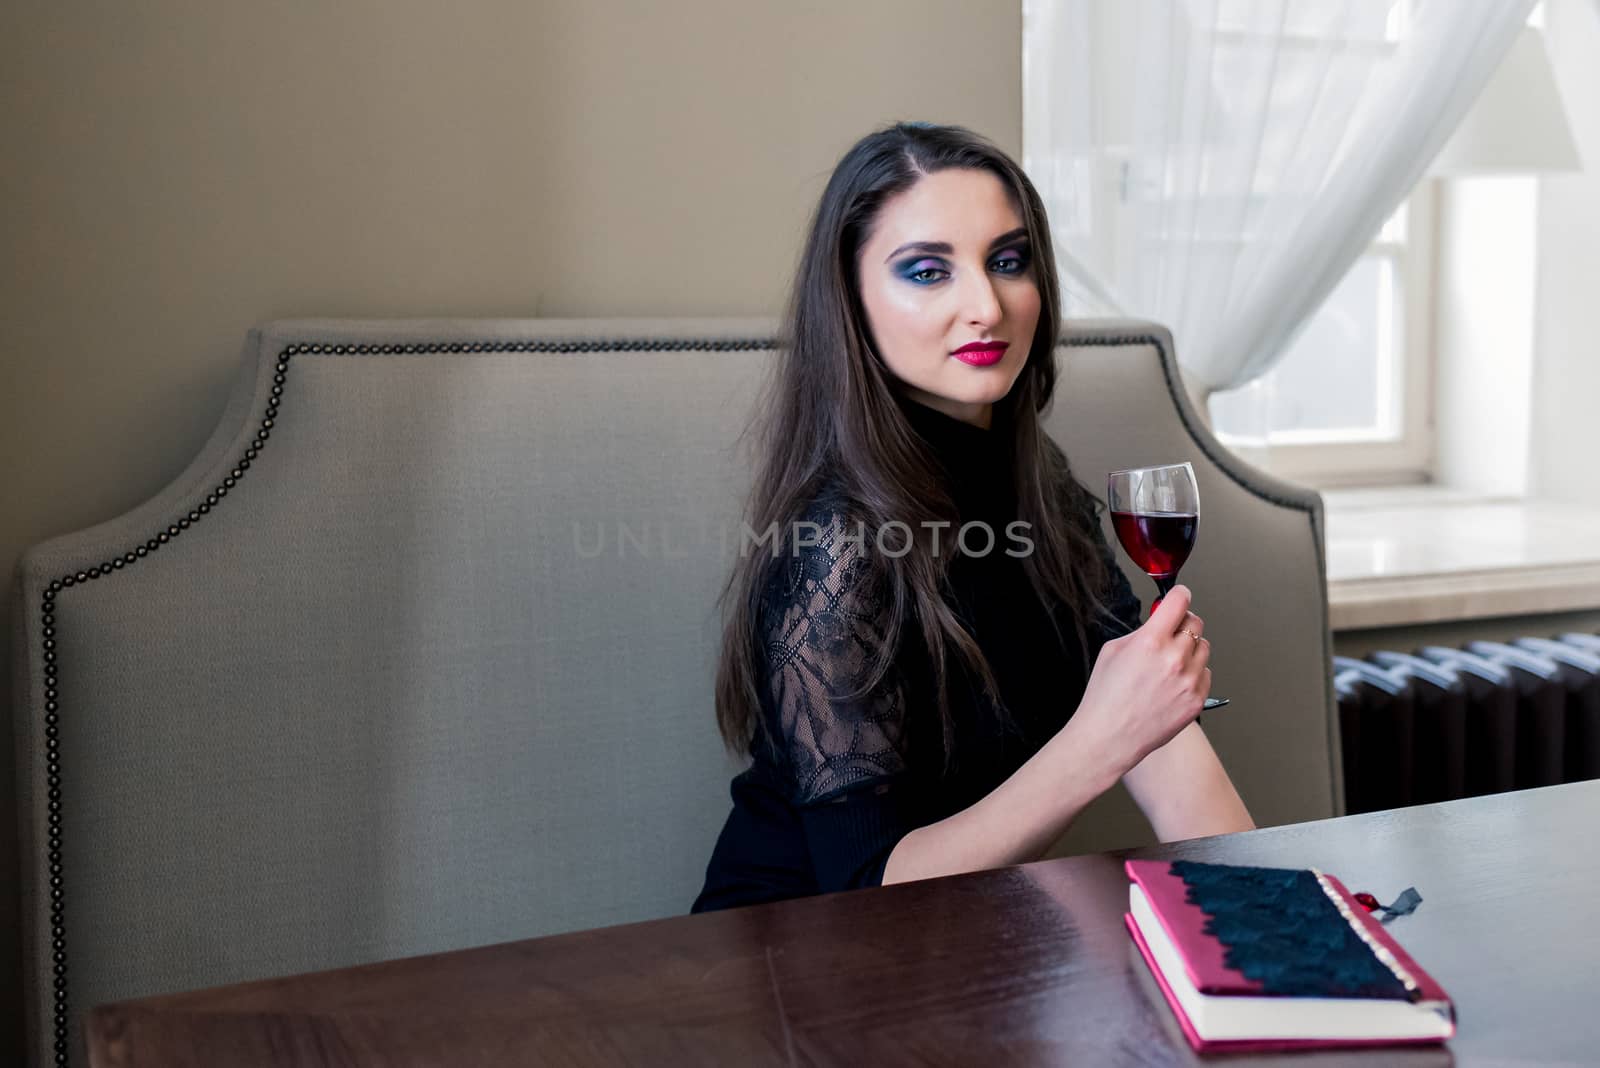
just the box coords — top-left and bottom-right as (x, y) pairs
(0, 1), (1021, 1054)
(1533, 0), (1600, 502)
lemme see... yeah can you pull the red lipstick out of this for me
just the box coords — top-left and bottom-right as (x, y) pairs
(950, 340), (1008, 367)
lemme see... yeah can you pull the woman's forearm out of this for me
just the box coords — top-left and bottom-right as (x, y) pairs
(1121, 722), (1254, 841)
(880, 588), (1241, 884)
(880, 714), (1127, 886)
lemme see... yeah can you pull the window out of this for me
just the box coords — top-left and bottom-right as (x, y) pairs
(1209, 1), (1550, 489)
(1206, 0), (1432, 486)
(1208, 187), (1435, 487)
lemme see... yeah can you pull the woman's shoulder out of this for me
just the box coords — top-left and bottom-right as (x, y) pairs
(795, 472), (864, 525)
(759, 484), (885, 627)
(784, 474), (881, 559)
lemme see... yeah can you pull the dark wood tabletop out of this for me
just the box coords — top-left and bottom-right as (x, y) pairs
(88, 781), (1600, 1067)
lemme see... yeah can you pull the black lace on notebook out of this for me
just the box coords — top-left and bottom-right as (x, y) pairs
(1171, 860), (1425, 1001)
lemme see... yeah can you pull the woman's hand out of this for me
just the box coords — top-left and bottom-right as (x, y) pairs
(1069, 584), (1210, 780)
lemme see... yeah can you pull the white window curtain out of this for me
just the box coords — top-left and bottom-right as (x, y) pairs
(1023, 0), (1535, 399)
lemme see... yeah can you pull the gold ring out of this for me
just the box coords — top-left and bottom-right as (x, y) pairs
(1180, 627), (1201, 644)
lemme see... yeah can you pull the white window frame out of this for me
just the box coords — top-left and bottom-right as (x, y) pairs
(1215, 180), (1437, 488)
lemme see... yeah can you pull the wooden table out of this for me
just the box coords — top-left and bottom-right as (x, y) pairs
(89, 781), (1600, 1066)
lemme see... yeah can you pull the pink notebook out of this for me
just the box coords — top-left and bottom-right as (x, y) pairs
(1124, 859), (1455, 1053)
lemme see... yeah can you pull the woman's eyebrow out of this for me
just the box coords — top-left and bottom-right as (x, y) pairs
(884, 227), (1029, 264)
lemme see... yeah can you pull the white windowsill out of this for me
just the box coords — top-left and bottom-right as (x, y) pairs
(1324, 487), (1600, 630)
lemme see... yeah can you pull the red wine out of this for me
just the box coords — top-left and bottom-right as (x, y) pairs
(1111, 510), (1197, 580)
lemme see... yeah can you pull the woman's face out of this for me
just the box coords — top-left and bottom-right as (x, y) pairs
(855, 167), (1040, 429)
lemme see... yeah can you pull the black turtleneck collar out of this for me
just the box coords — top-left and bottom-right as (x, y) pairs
(895, 392), (1017, 522)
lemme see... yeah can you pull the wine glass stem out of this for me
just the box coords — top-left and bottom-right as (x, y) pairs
(1150, 575), (1178, 616)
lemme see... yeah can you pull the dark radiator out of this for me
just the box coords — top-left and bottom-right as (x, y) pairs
(1334, 633), (1600, 814)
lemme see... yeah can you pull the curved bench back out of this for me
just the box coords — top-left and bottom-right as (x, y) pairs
(1046, 321), (1337, 856)
(11, 317), (1334, 1065)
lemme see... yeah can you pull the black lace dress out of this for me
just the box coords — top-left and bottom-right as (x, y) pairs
(690, 398), (1142, 912)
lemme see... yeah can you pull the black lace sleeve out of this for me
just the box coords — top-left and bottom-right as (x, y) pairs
(757, 508), (911, 807)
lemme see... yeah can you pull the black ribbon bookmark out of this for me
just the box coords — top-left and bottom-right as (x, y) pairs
(1377, 887), (1423, 921)
(1354, 886), (1423, 923)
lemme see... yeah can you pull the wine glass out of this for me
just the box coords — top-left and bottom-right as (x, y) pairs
(1108, 462), (1227, 710)
(1108, 463), (1199, 610)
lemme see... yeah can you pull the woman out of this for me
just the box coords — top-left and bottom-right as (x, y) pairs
(692, 122), (1252, 912)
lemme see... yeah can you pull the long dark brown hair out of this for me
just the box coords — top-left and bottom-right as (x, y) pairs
(714, 121), (1113, 763)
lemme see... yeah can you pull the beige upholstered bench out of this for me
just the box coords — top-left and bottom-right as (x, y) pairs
(9, 317), (1335, 1065)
